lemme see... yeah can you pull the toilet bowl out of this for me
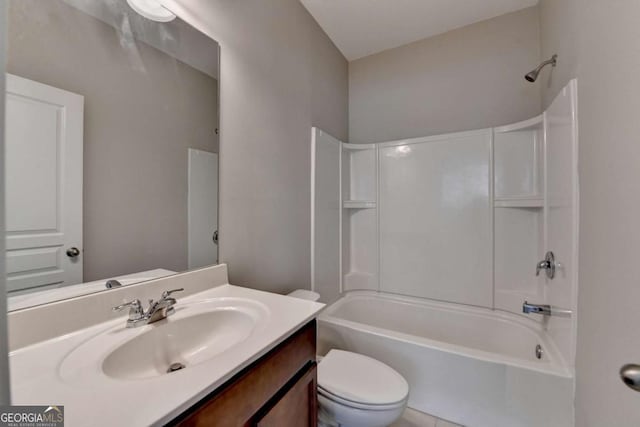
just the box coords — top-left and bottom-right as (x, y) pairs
(287, 290), (409, 427)
(317, 349), (409, 427)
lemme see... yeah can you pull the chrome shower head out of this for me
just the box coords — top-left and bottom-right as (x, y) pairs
(525, 54), (558, 82)
(525, 70), (540, 83)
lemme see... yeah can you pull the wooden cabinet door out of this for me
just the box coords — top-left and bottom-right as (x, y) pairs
(256, 364), (317, 427)
(171, 321), (317, 427)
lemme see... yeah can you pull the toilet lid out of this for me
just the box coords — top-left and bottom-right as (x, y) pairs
(318, 350), (409, 406)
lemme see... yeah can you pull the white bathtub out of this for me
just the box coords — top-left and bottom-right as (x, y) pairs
(318, 292), (574, 427)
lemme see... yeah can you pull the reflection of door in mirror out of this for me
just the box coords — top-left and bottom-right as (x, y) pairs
(188, 149), (219, 269)
(5, 74), (84, 294)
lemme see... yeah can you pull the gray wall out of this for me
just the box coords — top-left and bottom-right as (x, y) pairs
(7, 0), (218, 282)
(0, 0), (11, 405)
(163, 0), (349, 293)
(349, 7), (541, 144)
(540, 0), (640, 425)
(539, 0), (578, 109)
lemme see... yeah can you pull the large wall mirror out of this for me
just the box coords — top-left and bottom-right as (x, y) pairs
(5, 0), (220, 311)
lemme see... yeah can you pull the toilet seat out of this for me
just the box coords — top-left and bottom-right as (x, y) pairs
(318, 350), (409, 410)
(318, 386), (406, 411)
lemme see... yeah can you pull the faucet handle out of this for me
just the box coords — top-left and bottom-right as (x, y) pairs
(535, 251), (556, 279)
(113, 299), (141, 312)
(535, 260), (548, 276)
(161, 288), (184, 299)
(112, 299), (145, 320)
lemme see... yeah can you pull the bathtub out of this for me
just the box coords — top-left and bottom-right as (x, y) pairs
(318, 292), (574, 427)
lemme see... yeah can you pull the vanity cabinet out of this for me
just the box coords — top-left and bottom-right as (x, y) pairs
(255, 364), (317, 426)
(171, 320), (318, 427)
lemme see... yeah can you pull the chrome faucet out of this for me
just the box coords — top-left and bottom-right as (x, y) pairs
(112, 299), (146, 327)
(105, 279), (123, 289)
(522, 301), (573, 317)
(146, 289), (183, 323)
(113, 288), (184, 328)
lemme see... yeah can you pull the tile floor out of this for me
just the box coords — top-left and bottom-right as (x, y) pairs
(391, 407), (463, 427)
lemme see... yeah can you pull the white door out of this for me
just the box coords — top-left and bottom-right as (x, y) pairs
(5, 74), (84, 293)
(188, 148), (218, 269)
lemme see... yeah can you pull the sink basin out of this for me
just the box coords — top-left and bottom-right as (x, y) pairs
(103, 309), (256, 380)
(59, 297), (269, 383)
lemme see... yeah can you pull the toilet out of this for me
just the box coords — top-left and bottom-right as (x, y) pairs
(288, 290), (409, 427)
(317, 349), (409, 427)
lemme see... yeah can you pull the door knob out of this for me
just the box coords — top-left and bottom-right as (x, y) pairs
(212, 230), (219, 245)
(66, 247), (80, 258)
(620, 364), (640, 391)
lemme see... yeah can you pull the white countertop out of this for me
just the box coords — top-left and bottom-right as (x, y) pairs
(9, 284), (324, 426)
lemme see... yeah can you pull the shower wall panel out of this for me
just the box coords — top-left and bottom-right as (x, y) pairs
(311, 128), (342, 304)
(378, 130), (493, 307)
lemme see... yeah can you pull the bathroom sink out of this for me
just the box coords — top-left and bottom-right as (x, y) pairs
(103, 309), (257, 380)
(59, 297), (269, 383)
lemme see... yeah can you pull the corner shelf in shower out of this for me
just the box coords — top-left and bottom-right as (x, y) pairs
(343, 200), (377, 209)
(341, 141), (378, 293)
(342, 143), (376, 151)
(494, 196), (543, 208)
(343, 271), (377, 292)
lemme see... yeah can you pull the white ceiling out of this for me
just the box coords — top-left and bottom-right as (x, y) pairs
(300, 0), (539, 60)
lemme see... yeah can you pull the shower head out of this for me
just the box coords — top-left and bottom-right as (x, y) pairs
(524, 70), (539, 83)
(525, 54), (558, 82)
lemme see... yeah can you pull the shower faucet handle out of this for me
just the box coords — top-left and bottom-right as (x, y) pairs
(535, 251), (556, 279)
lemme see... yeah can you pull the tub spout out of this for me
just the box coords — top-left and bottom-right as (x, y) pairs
(522, 301), (551, 315)
(523, 301), (572, 317)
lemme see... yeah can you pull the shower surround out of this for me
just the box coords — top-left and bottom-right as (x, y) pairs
(311, 80), (578, 426)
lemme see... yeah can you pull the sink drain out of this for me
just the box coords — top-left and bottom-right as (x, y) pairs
(167, 362), (186, 373)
